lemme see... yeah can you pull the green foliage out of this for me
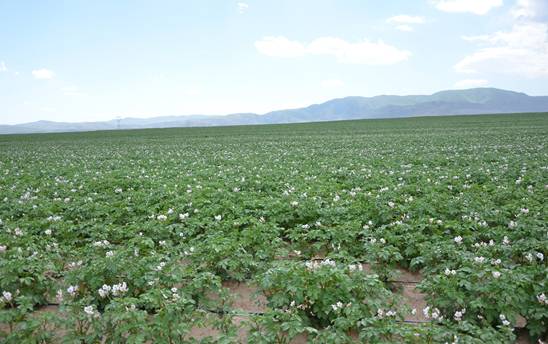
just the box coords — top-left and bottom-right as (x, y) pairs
(0, 113), (547, 342)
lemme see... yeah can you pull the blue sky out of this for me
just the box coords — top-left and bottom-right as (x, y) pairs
(1, 0), (547, 124)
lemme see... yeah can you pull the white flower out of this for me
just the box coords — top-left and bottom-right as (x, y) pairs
(290, 201), (299, 207)
(171, 287), (178, 293)
(454, 309), (465, 321)
(331, 301), (344, 312)
(93, 240), (110, 248)
(454, 236), (463, 244)
(321, 259), (336, 267)
(14, 227), (23, 236)
(167, 208), (174, 215)
(84, 305), (96, 316)
(423, 306), (430, 318)
(98, 285), (110, 298)
(106, 250), (114, 257)
(376, 308), (386, 318)
(474, 256), (485, 264)
(386, 310), (396, 317)
(348, 264), (363, 272)
(536, 252), (544, 261)
(67, 285), (79, 296)
(2, 291), (13, 302)
(157, 214), (167, 221)
(114, 188), (123, 194)
(112, 282), (128, 296)
(508, 221), (517, 229)
(388, 201), (395, 208)
(44, 229), (52, 236)
(422, 306), (442, 320)
(301, 224), (310, 229)
(525, 253), (534, 262)
(179, 213), (189, 220)
(492, 271), (501, 279)
(520, 208), (529, 214)
(503, 236), (510, 245)
(536, 293), (547, 305)
(0, 245), (6, 253)
(500, 314), (510, 326)
(445, 268), (456, 276)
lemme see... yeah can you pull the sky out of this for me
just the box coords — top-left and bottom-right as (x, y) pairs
(1, 0), (548, 125)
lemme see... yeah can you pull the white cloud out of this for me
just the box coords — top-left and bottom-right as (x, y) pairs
(387, 15), (425, 32)
(395, 25), (414, 32)
(0, 61), (6, 72)
(454, 79), (489, 88)
(432, 0), (503, 15)
(255, 36), (306, 58)
(455, 22), (548, 77)
(237, 2), (249, 14)
(320, 79), (344, 88)
(256, 36), (411, 65)
(32, 68), (55, 79)
(511, 0), (548, 20)
(387, 15), (425, 24)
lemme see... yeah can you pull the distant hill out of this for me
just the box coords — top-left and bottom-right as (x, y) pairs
(1, 88), (547, 134)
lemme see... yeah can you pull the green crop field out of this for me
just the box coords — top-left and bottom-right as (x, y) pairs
(1, 113), (547, 343)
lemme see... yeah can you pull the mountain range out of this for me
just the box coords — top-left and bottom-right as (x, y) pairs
(1, 88), (547, 134)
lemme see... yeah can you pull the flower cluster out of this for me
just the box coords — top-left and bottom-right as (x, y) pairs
(98, 282), (128, 298)
(1, 290), (13, 303)
(423, 306), (442, 320)
(93, 240), (110, 248)
(331, 301), (351, 312)
(453, 308), (466, 321)
(304, 259), (336, 270)
(499, 314), (510, 326)
(84, 305), (99, 318)
(444, 268), (457, 276)
(376, 308), (397, 319)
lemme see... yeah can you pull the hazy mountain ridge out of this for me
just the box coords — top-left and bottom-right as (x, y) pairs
(2, 88), (547, 134)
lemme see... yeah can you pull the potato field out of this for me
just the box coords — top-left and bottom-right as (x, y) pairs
(0, 113), (547, 343)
